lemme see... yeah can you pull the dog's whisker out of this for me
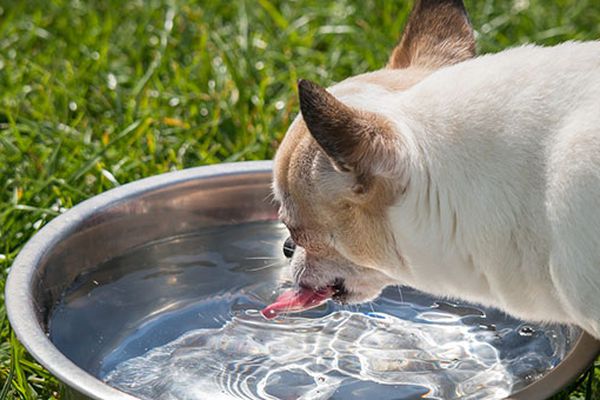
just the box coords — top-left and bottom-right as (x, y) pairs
(396, 286), (404, 303)
(263, 191), (277, 205)
(246, 260), (285, 272)
(293, 264), (307, 283)
(258, 239), (282, 246)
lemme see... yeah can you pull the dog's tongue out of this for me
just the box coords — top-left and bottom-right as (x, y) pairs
(261, 287), (333, 319)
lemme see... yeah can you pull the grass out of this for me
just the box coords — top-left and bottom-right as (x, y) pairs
(1, 0), (600, 398)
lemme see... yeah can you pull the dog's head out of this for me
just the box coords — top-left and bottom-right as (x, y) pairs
(273, 0), (476, 305)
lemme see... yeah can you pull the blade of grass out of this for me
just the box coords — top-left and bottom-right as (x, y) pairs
(0, 356), (15, 400)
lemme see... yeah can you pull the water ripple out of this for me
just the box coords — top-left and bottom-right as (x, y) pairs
(105, 310), (513, 400)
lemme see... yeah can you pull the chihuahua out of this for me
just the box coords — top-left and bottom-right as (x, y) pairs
(263, 0), (600, 340)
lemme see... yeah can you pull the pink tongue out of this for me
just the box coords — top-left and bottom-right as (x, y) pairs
(261, 287), (333, 319)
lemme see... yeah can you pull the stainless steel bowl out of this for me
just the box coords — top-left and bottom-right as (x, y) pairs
(6, 161), (600, 400)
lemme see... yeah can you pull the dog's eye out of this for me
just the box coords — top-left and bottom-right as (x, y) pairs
(283, 236), (295, 258)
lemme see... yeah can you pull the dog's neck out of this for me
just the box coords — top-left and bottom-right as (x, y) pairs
(377, 48), (583, 323)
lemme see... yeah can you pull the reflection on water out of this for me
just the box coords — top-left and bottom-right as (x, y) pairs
(104, 311), (513, 400)
(49, 221), (579, 400)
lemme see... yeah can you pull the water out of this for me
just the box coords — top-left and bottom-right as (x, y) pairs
(49, 221), (579, 400)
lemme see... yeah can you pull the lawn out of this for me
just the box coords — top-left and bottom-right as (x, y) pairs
(1, 0), (600, 398)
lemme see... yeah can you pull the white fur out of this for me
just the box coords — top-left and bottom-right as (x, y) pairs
(333, 42), (600, 335)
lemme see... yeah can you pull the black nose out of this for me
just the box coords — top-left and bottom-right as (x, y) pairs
(283, 236), (296, 258)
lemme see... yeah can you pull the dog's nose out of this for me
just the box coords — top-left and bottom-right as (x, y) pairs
(283, 236), (296, 258)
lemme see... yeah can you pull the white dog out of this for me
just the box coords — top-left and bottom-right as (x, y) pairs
(262, 0), (600, 339)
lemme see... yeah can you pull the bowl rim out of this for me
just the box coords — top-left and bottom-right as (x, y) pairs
(5, 160), (599, 400)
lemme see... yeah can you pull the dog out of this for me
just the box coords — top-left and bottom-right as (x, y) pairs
(265, 0), (600, 339)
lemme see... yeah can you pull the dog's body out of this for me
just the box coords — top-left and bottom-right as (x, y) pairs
(358, 42), (600, 327)
(273, 0), (600, 338)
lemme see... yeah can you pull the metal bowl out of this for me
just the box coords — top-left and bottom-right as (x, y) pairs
(6, 161), (600, 400)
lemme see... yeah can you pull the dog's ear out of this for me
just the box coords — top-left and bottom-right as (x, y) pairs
(388, 0), (475, 69)
(298, 79), (401, 180)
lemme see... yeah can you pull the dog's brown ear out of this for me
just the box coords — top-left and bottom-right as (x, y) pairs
(388, 0), (475, 69)
(298, 79), (400, 178)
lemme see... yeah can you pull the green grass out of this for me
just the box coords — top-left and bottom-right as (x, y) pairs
(1, 0), (600, 398)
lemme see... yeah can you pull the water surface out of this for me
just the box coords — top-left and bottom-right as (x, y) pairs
(49, 221), (579, 400)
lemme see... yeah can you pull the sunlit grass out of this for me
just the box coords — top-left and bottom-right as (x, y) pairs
(1, 0), (600, 398)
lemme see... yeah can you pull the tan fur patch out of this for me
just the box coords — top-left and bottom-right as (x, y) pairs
(274, 110), (404, 268)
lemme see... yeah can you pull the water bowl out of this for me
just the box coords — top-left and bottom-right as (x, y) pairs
(6, 161), (600, 400)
